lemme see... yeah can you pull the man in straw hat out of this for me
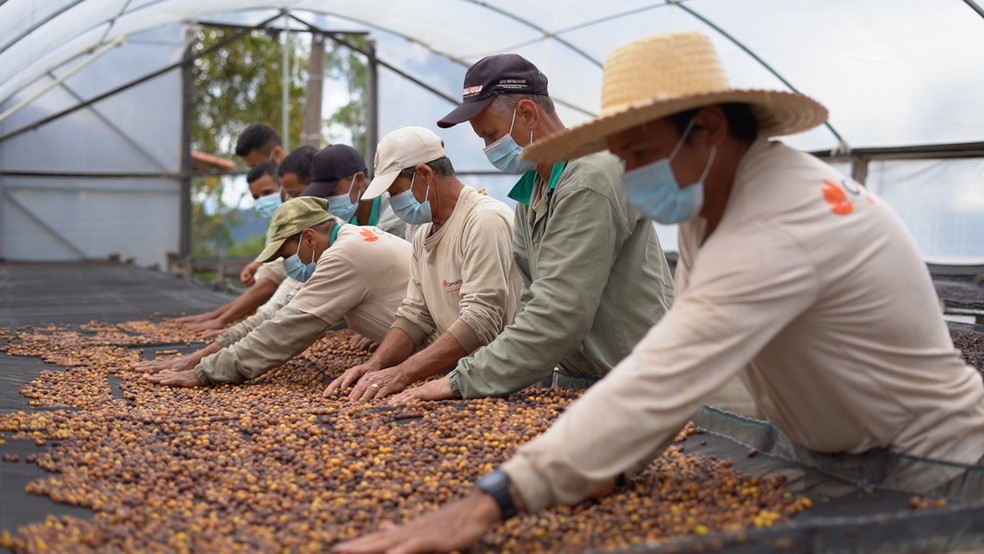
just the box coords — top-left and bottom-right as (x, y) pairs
(334, 31), (984, 553)
(138, 197), (412, 387)
(386, 51), (674, 404)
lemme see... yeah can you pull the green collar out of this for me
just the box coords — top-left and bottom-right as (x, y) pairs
(348, 197), (381, 226)
(507, 162), (568, 206)
(329, 222), (343, 246)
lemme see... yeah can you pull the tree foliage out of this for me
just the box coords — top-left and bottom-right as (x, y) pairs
(188, 27), (369, 263)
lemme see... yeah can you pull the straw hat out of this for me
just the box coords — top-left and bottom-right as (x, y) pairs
(522, 32), (828, 165)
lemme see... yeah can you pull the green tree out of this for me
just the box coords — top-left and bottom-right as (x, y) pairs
(189, 27), (368, 270)
(324, 35), (370, 154)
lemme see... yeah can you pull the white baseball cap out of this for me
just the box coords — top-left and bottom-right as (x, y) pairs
(363, 126), (448, 199)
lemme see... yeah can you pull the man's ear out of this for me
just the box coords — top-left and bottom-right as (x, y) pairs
(516, 98), (539, 131)
(694, 106), (728, 147)
(415, 163), (435, 182)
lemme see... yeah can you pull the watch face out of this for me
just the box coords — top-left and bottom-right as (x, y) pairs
(478, 470), (517, 520)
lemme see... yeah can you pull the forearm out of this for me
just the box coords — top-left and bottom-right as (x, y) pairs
(366, 326), (418, 370)
(217, 289), (286, 347)
(396, 332), (468, 383)
(195, 306), (328, 385)
(215, 279), (278, 325)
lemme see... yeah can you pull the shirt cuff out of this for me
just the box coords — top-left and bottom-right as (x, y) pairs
(449, 370), (461, 397)
(499, 457), (552, 514)
(446, 318), (482, 354)
(193, 365), (212, 386)
(391, 317), (428, 347)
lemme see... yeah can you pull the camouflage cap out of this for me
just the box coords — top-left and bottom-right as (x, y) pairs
(255, 197), (334, 263)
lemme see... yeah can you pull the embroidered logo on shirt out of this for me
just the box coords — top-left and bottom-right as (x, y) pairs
(442, 279), (463, 293)
(359, 228), (380, 242)
(821, 179), (854, 215)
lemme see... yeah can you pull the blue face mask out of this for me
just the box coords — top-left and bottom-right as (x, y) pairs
(389, 173), (432, 224)
(483, 107), (536, 174)
(254, 193), (283, 220)
(327, 193), (358, 223)
(283, 231), (317, 282)
(621, 119), (716, 224)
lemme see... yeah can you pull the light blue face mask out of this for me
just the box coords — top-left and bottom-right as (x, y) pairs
(283, 231), (317, 282)
(254, 193), (283, 220)
(327, 174), (362, 222)
(327, 193), (358, 223)
(483, 107), (536, 174)
(389, 173), (432, 224)
(621, 119), (716, 224)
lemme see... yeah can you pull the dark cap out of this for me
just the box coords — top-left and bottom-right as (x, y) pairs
(303, 144), (368, 197)
(437, 54), (549, 128)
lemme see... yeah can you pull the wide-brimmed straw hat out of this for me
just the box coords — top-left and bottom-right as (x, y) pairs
(522, 31), (828, 165)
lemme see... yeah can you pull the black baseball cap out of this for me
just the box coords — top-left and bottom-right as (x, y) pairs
(437, 53), (549, 128)
(303, 144), (368, 198)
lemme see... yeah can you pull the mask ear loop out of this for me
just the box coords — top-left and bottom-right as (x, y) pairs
(698, 147), (717, 183)
(668, 117), (698, 162)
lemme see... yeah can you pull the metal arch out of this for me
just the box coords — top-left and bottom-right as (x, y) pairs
(457, 0), (604, 69)
(669, 0), (847, 152)
(284, 9), (598, 118)
(964, 0), (984, 18)
(463, 2), (671, 58)
(0, 0), (89, 57)
(0, 13), (284, 146)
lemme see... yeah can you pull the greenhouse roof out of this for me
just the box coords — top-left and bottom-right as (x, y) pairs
(2, 0), (984, 153)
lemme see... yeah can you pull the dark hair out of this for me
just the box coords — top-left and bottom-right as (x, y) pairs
(235, 123), (282, 157)
(397, 156), (456, 181)
(667, 103), (759, 143)
(246, 161), (278, 184)
(278, 145), (318, 184)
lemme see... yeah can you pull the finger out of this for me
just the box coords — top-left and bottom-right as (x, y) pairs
(388, 391), (412, 405)
(324, 377), (344, 395)
(348, 381), (368, 402)
(359, 382), (381, 402)
(333, 528), (406, 554)
(387, 536), (435, 554)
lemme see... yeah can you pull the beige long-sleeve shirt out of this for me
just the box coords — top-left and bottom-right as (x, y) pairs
(392, 187), (522, 353)
(501, 138), (984, 512)
(196, 225), (412, 385)
(253, 260), (288, 286)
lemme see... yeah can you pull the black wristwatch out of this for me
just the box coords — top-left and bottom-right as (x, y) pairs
(476, 469), (519, 521)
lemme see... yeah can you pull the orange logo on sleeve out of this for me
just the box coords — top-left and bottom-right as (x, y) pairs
(359, 228), (380, 242)
(821, 180), (854, 215)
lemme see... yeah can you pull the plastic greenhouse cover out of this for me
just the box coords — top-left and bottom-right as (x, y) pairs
(2, 0), (984, 153)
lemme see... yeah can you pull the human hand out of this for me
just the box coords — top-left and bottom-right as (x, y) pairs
(389, 376), (455, 405)
(240, 261), (261, 286)
(349, 333), (378, 353)
(133, 355), (194, 375)
(187, 318), (226, 332)
(173, 313), (207, 324)
(349, 366), (411, 401)
(324, 362), (381, 396)
(199, 328), (224, 341)
(332, 490), (500, 553)
(143, 368), (202, 387)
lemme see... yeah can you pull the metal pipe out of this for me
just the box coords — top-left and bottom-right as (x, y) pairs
(180, 31), (194, 262)
(302, 33), (326, 147)
(0, 14), (283, 146)
(282, 12), (291, 152)
(0, 36), (125, 125)
(366, 39), (379, 168)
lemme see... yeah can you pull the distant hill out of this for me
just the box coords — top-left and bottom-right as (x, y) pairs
(229, 209), (269, 242)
